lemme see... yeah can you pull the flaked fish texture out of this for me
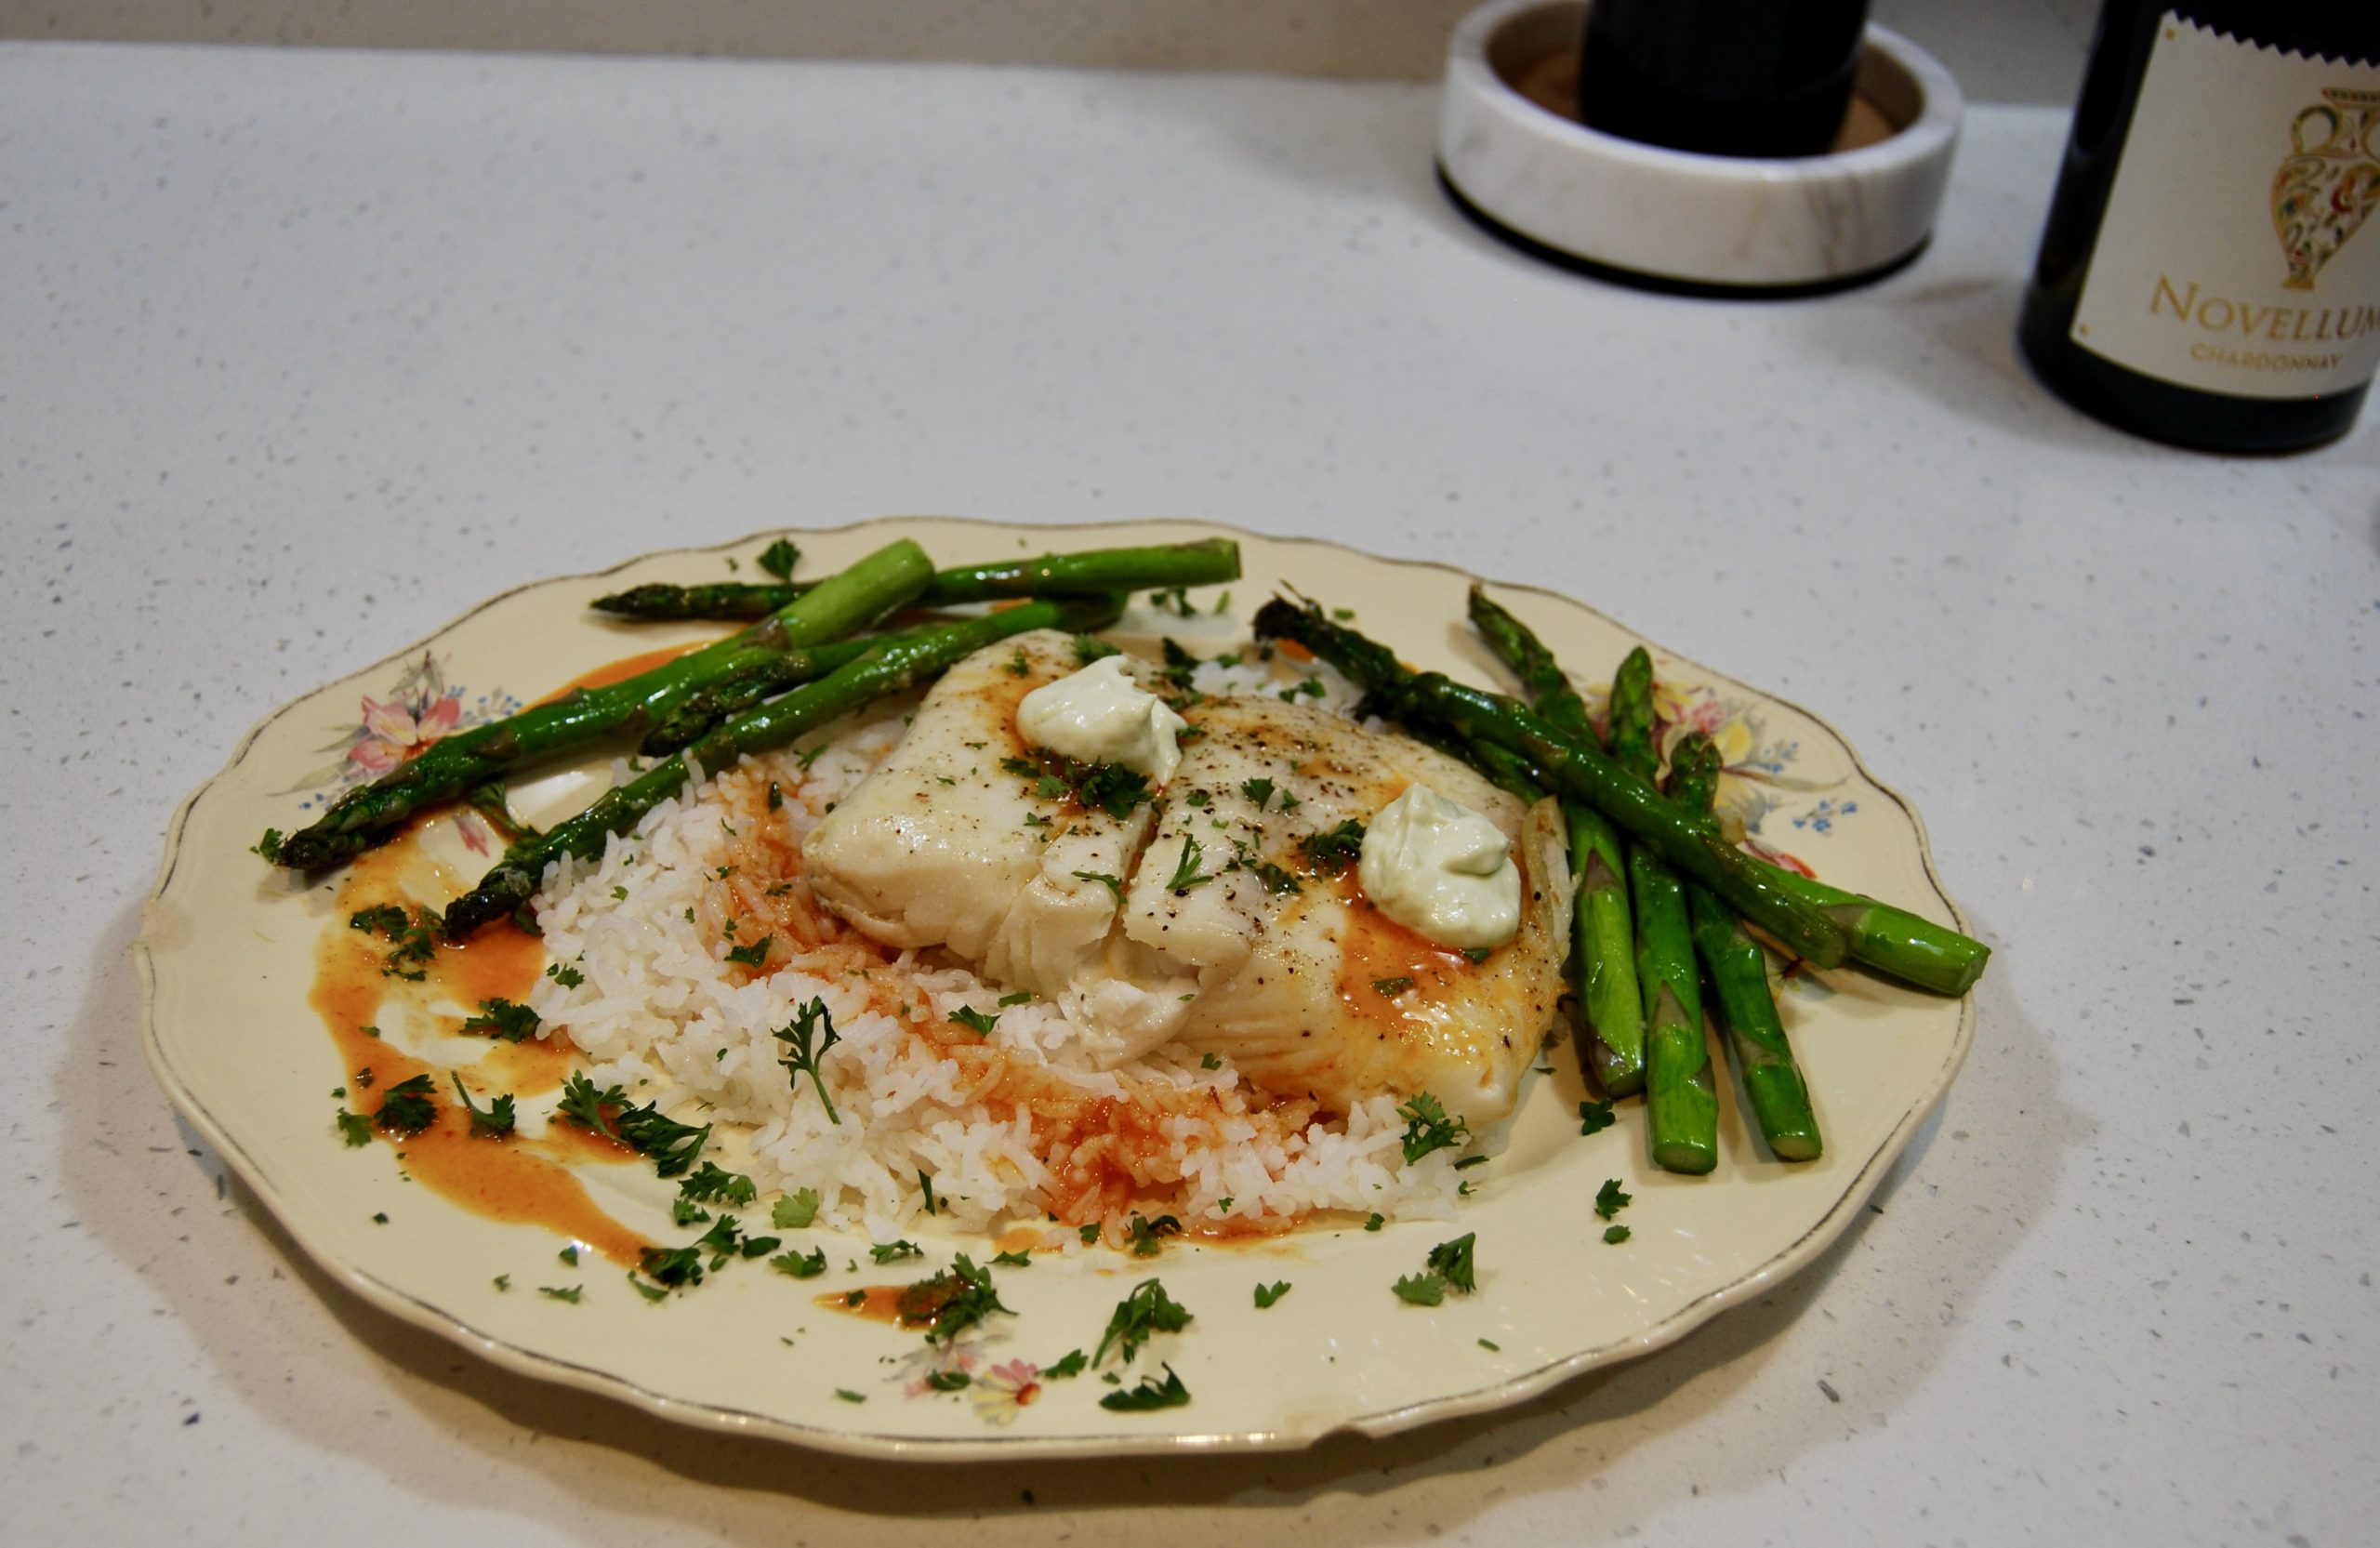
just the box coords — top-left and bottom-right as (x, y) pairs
(1115, 695), (1571, 1131)
(801, 630), (1161, 1003)
(805, 637), (1574, 1125)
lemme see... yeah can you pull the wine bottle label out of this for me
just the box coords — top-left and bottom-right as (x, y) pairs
(2070, 14), (2380, 401)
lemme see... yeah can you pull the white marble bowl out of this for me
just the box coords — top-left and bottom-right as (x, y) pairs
(1436, 0), (1963, 293)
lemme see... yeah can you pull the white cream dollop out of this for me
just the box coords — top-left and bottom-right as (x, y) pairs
(1014, 654), (1189, 784)
(1357, 783), (1522, 950)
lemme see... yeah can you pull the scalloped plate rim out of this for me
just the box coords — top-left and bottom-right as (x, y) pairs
(135, 515), (1977, 1461)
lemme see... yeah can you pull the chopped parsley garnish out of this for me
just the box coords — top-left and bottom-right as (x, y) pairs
(374, 1074), (438, 1136)
(640, 1244), (706, 1289)
(1248, 858), (1302, 895)
(1100, 1365), (1191, 1411)
(1199, 1052), (1222, 1070)
(555, 1072), (626, 1133)
(253, 828), (285, 863)
(1392, 1272), (1445, 1306)
(559, 1245), (579, 1265)
(1079, 1223), (1103, 1245)
(614, 1103), (711, 1178)
(924, 1369), (972, 1393)
(1300, 819), (1366, 873)
(869, 1239), (924, 1264)
(1126, 1213), (1182, 1256)
(835, 1388), (866, 1403)
(947, 1005), (999, 1037)
(626, 1273), (670, 1303)
(1425, 1232), (1478, 1293)
(538, 1285), (582, 1303)
(1004, 647), (1031, 678)
(450, 1075), (516, 1139)
(1240, 776), (1276, 811)
(494, 1275), (510, 1291)
(1094, 1278), (1193, 1366)
(756, 537), (800, 580)
(1043, 1349), (1088, 1379)
(773, 997), (842, 1124)
(998, 991), (1034, 1007)
(672, 1197), (712, 1227)
(1395, 1092), (1470, 1164)
(1165, 834), (1212, 893)
(349, 904), (442, 981)
(771, 1246), (828, 1278)
(680, 1162), (757, 1208)
(545, 960), (585, 989)
(919, 1171), (938, 1215)
(897, 1254), (1012, 1345)
(1158, 637), (1201, 693)
(991, 1249), (1034, 1268)
(460, 997), (540, 1042)
(772, 1187), (822, 1229)
(1578, 1100), (1617, 1137)
(1072, 870), (1125, 902)
(1184, 788), (1210, 809)
(1594, 1178), (1633, 1221)
(1462, 946), (1494, 964)
(1604, 1224), (1632, 1245)
(1003, 748), (1153, 821)
(1253, 1280), (1291, 1309)
(767, 780), (785, 812)
(553, 1072), (710, 1176)
(332, 1106), (372, 1145)
(1453, 1155), (1487, 1171)
(725, 935), (774, 967)
(1371, 974), (1415, 998)
(1148, 586), (1195, 617)
(1364, 1212), (1384, 1232)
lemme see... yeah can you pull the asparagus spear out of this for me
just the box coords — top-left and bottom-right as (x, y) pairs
(264, 540), (935, 871)
(592, 538), (1242, 619)
(1669, 733), (1821, 1160)
(1253, 599), (1851, 970)
(1631, 841), (1717, 1173)
(442, 594), (1125, 938)
(1604, 651), (1717, 1174)
(1467, 588), (1645, 1096)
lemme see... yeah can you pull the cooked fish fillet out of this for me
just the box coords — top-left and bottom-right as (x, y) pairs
(1113, 695), (1572, 1131)
(800, 630), (1161, 1004)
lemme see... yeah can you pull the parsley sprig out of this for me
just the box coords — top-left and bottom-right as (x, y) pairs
(1100, 1365), (1191, 1411)
(773, 997), (842, 1124)
(374, 1073), (438, 1136)
(1395, 1092), (1470, 1164)
(1165, 834), (1212, 893)
(449, 1074), (516, 1139)
(460, 997), (539, 1042)
(1094, 1278), (1193, 1367)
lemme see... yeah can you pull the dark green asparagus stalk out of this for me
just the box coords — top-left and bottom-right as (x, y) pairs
(442, 594), (1125, 939)
(1255, 599), (1851, 970)
(592, 538), (1241, 619)
(1605, 647), (1659, 785)
(1760, 873), (1990, 997)
(1669, 734), (1820, 1160)
(1468, 587), (1645, 1097)
(1606, 651), (1717, 1174)
(1631, 844), (1717, 1173)
(264, 540), (936, 871)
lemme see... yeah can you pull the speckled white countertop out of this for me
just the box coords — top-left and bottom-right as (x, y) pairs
(3, 38), (2372, 1547)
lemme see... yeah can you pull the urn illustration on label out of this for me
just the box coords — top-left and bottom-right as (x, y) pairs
(2271, 86), (2380, 290)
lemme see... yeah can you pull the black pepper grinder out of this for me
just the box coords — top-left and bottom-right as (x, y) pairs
(1579, 0), (1874, 158)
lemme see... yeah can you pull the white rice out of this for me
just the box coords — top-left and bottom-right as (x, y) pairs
(523, 651), (1459, 1246)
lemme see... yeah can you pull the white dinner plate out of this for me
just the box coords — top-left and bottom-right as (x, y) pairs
(138, 516), (1976, 1459)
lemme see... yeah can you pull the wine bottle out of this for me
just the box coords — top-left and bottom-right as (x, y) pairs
(2019, 3), (2380, 452)
(1578, 0), (1872, 159)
